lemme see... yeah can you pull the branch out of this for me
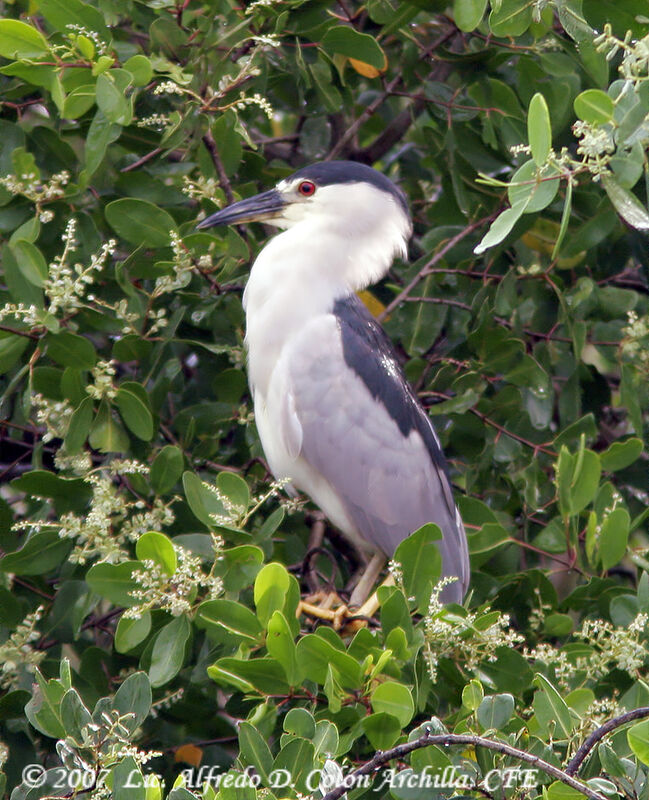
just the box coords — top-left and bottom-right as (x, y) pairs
(378, 213), (496, 321)
(565, 706), (649, 776)
(202, 130), (235, 204)
(326, 73), (404, 161)
(320, 731), (608, 800)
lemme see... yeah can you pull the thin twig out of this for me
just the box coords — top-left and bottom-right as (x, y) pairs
(202, 130), (235, 204)
(565, 706), (649, 776)
(378, 213), (497, 321)
(326, 73), (404, 161)
(320, 731), (608, 800)
(120, 148), (163, 173)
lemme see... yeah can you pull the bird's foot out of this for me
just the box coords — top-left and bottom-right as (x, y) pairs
(297, 589), (380, 633)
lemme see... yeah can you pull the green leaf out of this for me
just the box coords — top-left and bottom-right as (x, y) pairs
(105, 198), (177, 247)
(38, 0), (109, 39)
(599, 508), (630, 570)
(115, 382), (154, 440)
(85, 560), (141, 606)
(207, 657), (290, 695)
(46, 331), (96, 369)
(0, 333), (29, 376)
(216, 470), (250, 512)
(454, 0), (488, 31)
(196, 599), (263, 643)
(10, 239), (48, 287)
(284, 707), (316, 739)
(124, 54), (153, 86)
(556, 444), (602, 517)
(371, 681), (414, 727)
(238, 722), (273, 783)
(150, 445), (184, 493)
(295, 634), (362, 689)
(1, 243), (42, 308)
(321, 27), (386, 69)
(64, 396), (94, 454)
(362, 711), (402, 750)
(115, 612), (152, 653)
(60, 689), (92, 742)
(112, 756), (146, 800)
(602, 175), (649, 230)
(96, 72), (131, 124)
(600, 438), (644, 472)
(394, 523), (442, 613)
(489, 0), (534, 36)
(628, 718), (649, 765)
(24, 672), (66, 738)
(272, 737), (315, 794)
(462, 679), (484, 710)
(149, 614), (191, 687)
(474, 205), (525, 254)
(136, 531), (177, 575)
(0, 530), (71, 575)
(254, 562), (291, 625)
(84, 109), (121, 177)
(89, 400), (130, 453)
(533, 673), (573, 738)
(574, 89), (614, 124)
(545, 782), (585, 800)
(528, 93), (551, 166)
(266, 610), (302, 685)
(508, 160), (560, 213)
(476, 693), (514, 730)
(0, 19), (50, 59)
(113, 672), (152, 730)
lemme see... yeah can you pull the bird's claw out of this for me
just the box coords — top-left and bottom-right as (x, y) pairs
(297, 588), (382, 633)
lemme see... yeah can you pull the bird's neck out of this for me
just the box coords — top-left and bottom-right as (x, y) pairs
(243, 224), (395, 397)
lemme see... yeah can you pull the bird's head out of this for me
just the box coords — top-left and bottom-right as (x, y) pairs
(197, 161), (412, 280)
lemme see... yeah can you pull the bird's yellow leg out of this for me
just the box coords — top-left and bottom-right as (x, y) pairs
(297, 559), (397, 633)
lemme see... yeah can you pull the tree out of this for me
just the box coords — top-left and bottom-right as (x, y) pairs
(1, 0), (649, 797)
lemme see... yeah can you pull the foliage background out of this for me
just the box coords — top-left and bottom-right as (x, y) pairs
(2, 0), (649, 798)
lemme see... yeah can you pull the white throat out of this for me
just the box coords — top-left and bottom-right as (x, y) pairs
(243, 184), (411, 398)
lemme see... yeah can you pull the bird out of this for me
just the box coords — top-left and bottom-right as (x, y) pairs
(197, 160), (469, 615)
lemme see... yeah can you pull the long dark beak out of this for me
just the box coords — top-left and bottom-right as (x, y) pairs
(196, 188), (286, 229)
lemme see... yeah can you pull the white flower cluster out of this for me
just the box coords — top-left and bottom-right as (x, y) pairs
(154, 231), (193, 295)
(234, 91), (274, 120)
(594, 25), (649, 83)
(622, 310), (649, 373)
(14, 460), (174, 564)
(424, 582), (523, 683)
(182, 175), (220, 201)
(57, 706), (161, 793)
(65, 24), (109, 55)
(86, 359), (118, 400)
(46, 219), (116, 317)
(0, 169), (69, 209)
(252, 34), (281, 48)
(125, 545), (223, 619)
(31, 393), (74, 443)
(579, 613), (649, 676)
(245, 0), (279, 13)
(0, 606), (45, 690)
(572, 120), (615, 169)
(136, 113), (171, 130)
(154, 80), (185, 96)
(0, 302), (39, 325)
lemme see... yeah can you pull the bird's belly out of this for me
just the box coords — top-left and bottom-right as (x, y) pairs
(253, 389), (373, 558)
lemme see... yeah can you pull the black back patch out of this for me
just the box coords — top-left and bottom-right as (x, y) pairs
(333, 295), (450, 477)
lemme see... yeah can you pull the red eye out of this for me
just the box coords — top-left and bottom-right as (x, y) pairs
(297, 180), (316, 197)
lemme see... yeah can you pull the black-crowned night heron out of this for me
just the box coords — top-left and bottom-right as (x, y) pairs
(198, 161), (469, 615)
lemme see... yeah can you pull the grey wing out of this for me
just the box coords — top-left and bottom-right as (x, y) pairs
(285, 310), (469, 603)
